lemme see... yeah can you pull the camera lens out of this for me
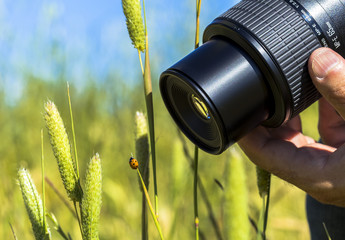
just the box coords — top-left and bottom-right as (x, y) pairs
(160, 0), (345, 154)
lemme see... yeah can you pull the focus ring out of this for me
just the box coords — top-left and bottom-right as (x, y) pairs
(218, 0), (321, 117)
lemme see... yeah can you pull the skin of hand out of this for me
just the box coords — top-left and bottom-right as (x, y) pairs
(238, 48), (345, 207)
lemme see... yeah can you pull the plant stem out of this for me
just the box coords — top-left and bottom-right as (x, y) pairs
(137, 168), (164, 240)
(195, 0), (202, 49)
(139, 0), (159, 217)
(323, 222), (332, 240)
(263, 180), (271, 240)
(194, 1), (202, 239)
(138, 50), (144, 74)
(177, 131), (223, 240)
(9, 222), (18, 240)
(74, 202), (84, 239)
(194, 146), (199, 240)
(47, 213), (72, 240)
(41, 129), (47, 233)
(67, 82), (80, 180)
(45, 177), (77, 218)
(256, 175), (271, 240)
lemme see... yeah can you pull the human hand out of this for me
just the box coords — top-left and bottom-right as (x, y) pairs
(238, 48), (345, 206)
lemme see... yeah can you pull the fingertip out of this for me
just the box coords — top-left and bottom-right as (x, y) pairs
(309, 48), (342, 81)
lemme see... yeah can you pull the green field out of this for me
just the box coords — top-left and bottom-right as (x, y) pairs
(0, 74), (320, 239)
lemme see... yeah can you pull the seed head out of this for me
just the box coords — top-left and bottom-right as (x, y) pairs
(18, 169), (51, 240)
(256, 166), (271, 198)
(44, 101), (82, 202)
(122, 0), (146, 52)
(135, 111), (149, 191)
(81, 153), (102, 240)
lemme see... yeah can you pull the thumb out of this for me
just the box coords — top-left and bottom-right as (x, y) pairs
(309, 48), (345, 118)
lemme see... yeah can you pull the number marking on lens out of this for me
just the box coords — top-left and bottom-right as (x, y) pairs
(192, 94), (211, 120)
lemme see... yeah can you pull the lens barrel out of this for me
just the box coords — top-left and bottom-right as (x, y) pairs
(160, 0), (345, 154)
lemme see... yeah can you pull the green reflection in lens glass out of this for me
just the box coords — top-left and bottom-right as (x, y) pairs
(191, 94), (211, 120)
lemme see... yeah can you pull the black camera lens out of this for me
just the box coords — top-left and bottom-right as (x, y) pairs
(160, 0), (345, 154)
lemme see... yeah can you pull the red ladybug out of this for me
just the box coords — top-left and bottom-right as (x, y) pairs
(129, 157), (139, 169)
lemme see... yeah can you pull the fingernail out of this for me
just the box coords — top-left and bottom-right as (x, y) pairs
(312, 49), (340, 79)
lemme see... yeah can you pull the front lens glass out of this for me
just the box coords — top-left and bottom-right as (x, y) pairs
(191, 94), (211, 120)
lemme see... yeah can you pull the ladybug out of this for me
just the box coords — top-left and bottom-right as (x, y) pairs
(129, 157), (139, 169)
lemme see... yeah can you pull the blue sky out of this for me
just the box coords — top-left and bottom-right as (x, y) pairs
(0, 0), (238, 102)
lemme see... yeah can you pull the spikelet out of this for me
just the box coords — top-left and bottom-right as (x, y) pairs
(135, 111), (150, 191)
(44, 101), (82, 202)
(18, 169), (51, 240)
(256, 166), (271, 198)
(122, 0), (146, 52)
(81, 153), (102, 240)
(224, 147), (250, 240)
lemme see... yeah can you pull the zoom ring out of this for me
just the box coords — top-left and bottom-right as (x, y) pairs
(218, 0), (322, 117)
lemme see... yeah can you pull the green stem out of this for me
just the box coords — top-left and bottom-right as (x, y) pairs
(74, 202), (83, 239)
(195, 0), (202, 49)
(47, 213), (72, 240)
(194, 146), (199, 240)
(137, 168), (164, 240)
(141, 16), (158, 217)
(45, 177), (77, 218)
(256, 175), (271, 240)
(41, 129), (49, 238)
(263, 176), (271, 240)
(177, 131), (223, 240)
(9, 222), (18, 240)
(323, 222), (332, 240)
(67, 82), (80, 180)
(194, 1), (202, 239)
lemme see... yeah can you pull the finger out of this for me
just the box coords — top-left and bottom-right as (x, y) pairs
(238, 127), (335, 193)
(319, 98), (345, 147)
(309, 48), (345, 119)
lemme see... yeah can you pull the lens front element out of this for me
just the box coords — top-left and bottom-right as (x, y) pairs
(191, 94), (211, 120)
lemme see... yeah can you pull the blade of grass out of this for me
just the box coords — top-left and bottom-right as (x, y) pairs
(137, 168), (164, 240)
(177, 131), (223, 240)
(194, 146), (199, 240)
(47, 213), (72, 240)
(67, 82), (80, 180)
(136, 0), (158, 218)
(41, 129), (49, 236)
(45, 177), (77, 218)
(193, 1), (202, 239)
(9, 222), (18, 240)
(323, 222), (332, 240)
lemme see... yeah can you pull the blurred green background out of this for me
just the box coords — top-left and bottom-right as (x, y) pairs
(0, 0), (320, 239)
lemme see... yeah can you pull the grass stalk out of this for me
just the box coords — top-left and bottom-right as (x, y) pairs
(41, 129), (49, 236)
(194, 146), (199, 240)
(45, 177), (77, 218)
(142, 0), (158, 218)
(323, 222), (332, 240)
(143, 35), (158, 218)
(74, 202), (84, 239)
(177, 131), (223, 240)
(9, 223), (18, 240)
(67, 83), (80, 180)
(137, 168), (164, 240)
(195, 0), (202, 49)
(193, 1), (201, 239)
(256, 167), (271, 240)
(47, 213), (72, 240)
(67, 83), (84, 239)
